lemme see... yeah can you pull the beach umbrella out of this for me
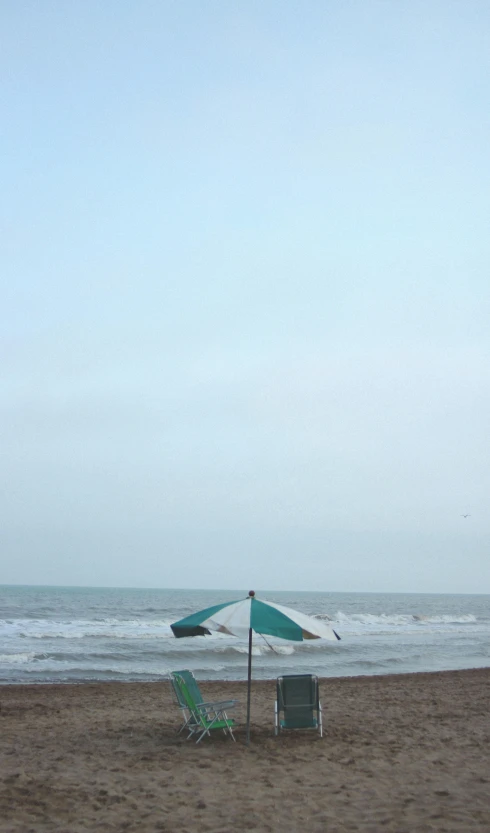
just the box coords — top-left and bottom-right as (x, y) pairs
(171, 590), (341, 745)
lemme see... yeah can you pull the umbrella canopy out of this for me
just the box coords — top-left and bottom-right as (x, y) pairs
(171, 591), (340, 744)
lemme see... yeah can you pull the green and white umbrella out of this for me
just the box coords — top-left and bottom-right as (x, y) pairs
(171, 591), (340, 744)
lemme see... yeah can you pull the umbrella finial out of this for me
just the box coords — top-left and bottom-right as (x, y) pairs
(248, 590), (255, 597)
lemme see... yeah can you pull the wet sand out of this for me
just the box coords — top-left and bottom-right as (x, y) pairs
(1, 668), (489, 832)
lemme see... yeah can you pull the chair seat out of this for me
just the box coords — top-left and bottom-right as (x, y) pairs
(280, 716), (318, 729)
(209, 718), (236, 730)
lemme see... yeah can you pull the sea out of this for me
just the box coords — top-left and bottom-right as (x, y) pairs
(0, 585), (489, 685)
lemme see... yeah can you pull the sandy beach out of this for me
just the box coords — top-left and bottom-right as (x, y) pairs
(1, 668), (489, 832)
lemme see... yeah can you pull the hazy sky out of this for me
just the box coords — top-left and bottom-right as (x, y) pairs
(2, 1), (489, 593)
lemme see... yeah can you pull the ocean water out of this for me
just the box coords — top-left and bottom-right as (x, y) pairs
(0, 585), (489, 684)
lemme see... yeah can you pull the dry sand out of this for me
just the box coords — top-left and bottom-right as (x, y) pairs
(1, 668), (489, 832)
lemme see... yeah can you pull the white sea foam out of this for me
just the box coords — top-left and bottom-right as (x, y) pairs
(226, 643), (296, 657)
(346, 612), (475, 625)
(0, 612), (478, 642)
(227, 645), (270, 657)
(0, 652), (36, 664)
(332, 611), (478, 632)
(0, 618), (176, 640)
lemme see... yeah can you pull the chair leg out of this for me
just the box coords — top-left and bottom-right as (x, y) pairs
(195, 721), (235, 743)
(195, 710), (236, 744)
(221, 710), (236, 742)
(178, 712), (192, 734)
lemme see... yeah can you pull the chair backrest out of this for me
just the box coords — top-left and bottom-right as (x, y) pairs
(170, 674), (187, 709)
(172, 669), (203, 705)
(172, 672), (213, 730)
(172, 672), (201, 713)
(277, 674), (319, 727)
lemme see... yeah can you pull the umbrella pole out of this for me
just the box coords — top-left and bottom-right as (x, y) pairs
(246, 626), (252, 746)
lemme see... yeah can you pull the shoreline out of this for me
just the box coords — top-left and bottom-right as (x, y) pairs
(2, 663), (489, 688)
(1, 668), (489, 832)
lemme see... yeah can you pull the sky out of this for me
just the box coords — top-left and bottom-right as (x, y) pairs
(1, 1), (489, 593)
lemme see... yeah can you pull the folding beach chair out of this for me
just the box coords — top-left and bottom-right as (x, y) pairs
(170, 671), (238, 743)
(275, 674), (323, 737)
(170, 670), (201, 736)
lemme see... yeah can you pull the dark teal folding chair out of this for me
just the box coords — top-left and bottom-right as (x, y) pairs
(275, 674), (323, 737)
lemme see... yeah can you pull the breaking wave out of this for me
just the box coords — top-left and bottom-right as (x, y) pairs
(0, 611), (478, 643)
(318, 612), (477, 628)
(0, 652), (38, 665)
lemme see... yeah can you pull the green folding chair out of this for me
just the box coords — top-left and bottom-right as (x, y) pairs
(171, 671), (237, 743)
(170, 670), (201, 736)
(275, 674), (323, 737)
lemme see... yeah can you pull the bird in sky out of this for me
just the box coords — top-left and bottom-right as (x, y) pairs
(461, 514), (471, 518)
